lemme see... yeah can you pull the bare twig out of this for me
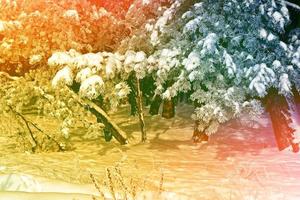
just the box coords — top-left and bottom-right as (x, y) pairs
(8, 105), (63, 151)
(158, 170), (164, 195)
(90, 173), (106, 200)
(28, 120), (64, 151)
(114, 166), (129, 200)
(106, 168), (117, 200)
(8, 106), (38, 151)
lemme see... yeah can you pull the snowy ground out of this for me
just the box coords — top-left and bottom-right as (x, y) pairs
(0, 105), (300, 199)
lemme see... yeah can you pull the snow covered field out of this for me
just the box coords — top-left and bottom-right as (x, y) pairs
(0, 105), (300, 200)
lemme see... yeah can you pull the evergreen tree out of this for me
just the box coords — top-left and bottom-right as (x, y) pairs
(147, 0), (300, 138)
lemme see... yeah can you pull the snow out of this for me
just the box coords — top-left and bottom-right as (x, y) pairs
(259, 4), (265, 15)
(63, 10), (80, 21)
(115, 82), (131, 99)
(142, 0), (150, 5)
(52, 66), (73, 87)
(0, 20), (21, 32)
(79, 75), (104, 100)
(0, 21), (6, 32)
(124, 51), (136, 66)
(200, 33), (218, 56)
(184, 16), (202, 34)
(48, 52), (73, 67)
(272, 60), (281, 69)
(145, 23), (153, 32)
(161, 48), (179, 58)
(292, 46), (300, 68)
(267, 33), (276, 41)
(272, 11), (285, 28)
(280, 6), (289, 20)
(134, 51), (147, 63)
(279, 41), (288, 51)
(248, 63), (276, 96)
(259, 29), (268, 39)
(1, 106), (300, 199)
(223, 50), (237, 76)
(162, 89), (171, 100)
(74, 53), (103, 70)
(105, 54), (122, 79)
(279, 73), (291, 95)
(0, 174), (41, 192)
(181, 11), (193, 20)
(194, 2), (203, 9)
(29, 54), (43, 65)
(134, 63), (146, 79)
(150, 30), (159, 45)
(183, 51), (200, 71)
(75, 68), (92, 83)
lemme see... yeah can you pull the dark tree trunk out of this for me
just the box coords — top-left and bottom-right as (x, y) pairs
(293, 87), (300, 104)
(141, 76), (155, 106)
(192, 120), (209, 143)
(71, 91), (128, 145)
(264, 89), (300, 152)
(127, 74), (138, 116)
(292, 87), (300, 114)
(149, 95), (162, 115)
(162, 98), (175, 119)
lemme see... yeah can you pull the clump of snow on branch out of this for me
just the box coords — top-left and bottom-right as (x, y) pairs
(63, 9), (80, 21)
(52, 66), (74, 88)
(29, 54), (43, 65)
(79, 75), (104, 100)
(115, 82), (131, 99)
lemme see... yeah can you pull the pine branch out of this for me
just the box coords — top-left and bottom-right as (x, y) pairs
(276, 0), (300, 11)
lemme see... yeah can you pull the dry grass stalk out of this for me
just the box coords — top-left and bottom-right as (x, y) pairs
(90, 172), (106, 200)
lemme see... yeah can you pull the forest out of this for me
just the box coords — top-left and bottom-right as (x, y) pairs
(0, 0), (300, 199)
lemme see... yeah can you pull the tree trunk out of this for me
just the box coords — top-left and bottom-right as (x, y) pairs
(127, 74), (138, 116)
(162, 99), (175, 119)
(293, 88), (300, 114)
(149, 95), (162, 115)
(192, 120), (209, 143)
(264, 91), (300, 152)
(70, 91), (128, 145)
(136, 77), (147, 142)
(293, 87), (300, 104)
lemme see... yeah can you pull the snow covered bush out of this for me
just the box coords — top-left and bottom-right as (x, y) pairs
(0, 68), (107, 152)
(49, 49), (154, 141)
(0, 0), (130, 74)
(48, 49), (150, 110)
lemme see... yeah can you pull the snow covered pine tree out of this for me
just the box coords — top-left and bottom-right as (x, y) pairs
(146, 0), (300, 151)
